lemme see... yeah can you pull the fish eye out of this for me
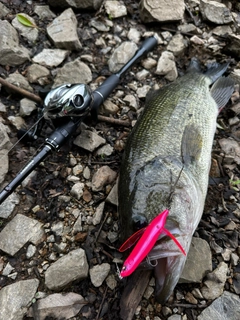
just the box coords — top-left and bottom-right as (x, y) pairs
(122, 265), (126, 271)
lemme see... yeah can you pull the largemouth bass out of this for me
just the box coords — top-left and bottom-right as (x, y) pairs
(118, 59), (234, 303)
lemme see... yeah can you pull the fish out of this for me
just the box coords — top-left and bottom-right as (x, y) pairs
(118, 58), (234, 303)
(119, 209), (186, 278)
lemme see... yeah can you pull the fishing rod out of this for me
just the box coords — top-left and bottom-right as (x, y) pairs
(0, 36), (158, 205)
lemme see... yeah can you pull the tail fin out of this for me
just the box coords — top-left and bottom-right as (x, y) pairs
(210, 76), (235, 110)
(205, 61), (230, 84)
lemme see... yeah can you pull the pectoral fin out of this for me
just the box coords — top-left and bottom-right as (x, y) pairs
(181, 124), (203, 165)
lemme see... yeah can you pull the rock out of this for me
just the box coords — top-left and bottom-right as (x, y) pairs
(45, 248), (89, 290)
(34, 5), (56, 19)
(70, 182), (85, 200)
(0, 193), (20, 219)
(102, 99), (119, 115)
(48, 0), (103, 10)
(96, 144), (114, 157)
(106, 179), (118, 206)
(32, 49), (70, 67)
(218, 138), (240, 164)
(0, 101), (7, 112)
(180, 237), (212, 283)
(140, 0), (185, 23)
(212, 25), (233, 37)
(12, 13), (38, 42)
(89, 19), (110, 32)
(92, 201), (105, 225)
(168, 315), (181, 320)
(0, 20), (30, 66)
(26, 64), (50, 84)
(28, 292), (86, 320)
(106, 274), (118, 290)
(47, 8), (81, 50)
(123, 94), (139, 111)
(136, 85), (151, 98)
(0, 214), (45, 256)
(0, 279), (39, 320)
(142, 57), (157, 70)
(0, 122), (12, 183)
(7, 116), (26, 130)
(201, 262), (228, 300)
(0, 3), (10, 18)
(199, 0), (233, 24)
(227, 34), (240, 56)
(104, 1), (127, 18)
(127, 28), (141, 43)
(92, 165), (117, 192)
(197, 291), (240, 320)
(19, 98), (37, 116)
(108, 41), (138, 73)
(233, 273), (240, 294)
(74, 128), (105, 152)
(89, 263), (111, 287)
(6, 73), (33, 92)
(178, 23), (202, 34)
(167, 34), (187, 56)
(53, 59), (92, 87)
(155, 51), (178, 81)
(26, 244), (37, 259)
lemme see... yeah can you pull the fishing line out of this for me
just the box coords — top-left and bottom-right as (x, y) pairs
(0, 111), (47, 163)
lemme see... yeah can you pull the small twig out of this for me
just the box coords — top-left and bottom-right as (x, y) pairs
(169, 303), (208, 309)
(0, 77), (43, 104)
(96, 286), (108, 320)
(95, 211), (110, 243)
(98, 115), (131, 127)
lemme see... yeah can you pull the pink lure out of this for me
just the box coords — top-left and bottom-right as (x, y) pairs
(119, 209), (186, 278)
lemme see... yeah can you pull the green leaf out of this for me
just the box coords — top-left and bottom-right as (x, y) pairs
(230, 179), (240, 186)
(17, 14), (37, 28)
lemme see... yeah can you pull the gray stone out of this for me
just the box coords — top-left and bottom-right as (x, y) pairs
(106, 274), (117, 290)
(106, 180), (118, 206)
(197, 291), (240, 320)
(123, 94), (139, 111)
(212, 25), (233, 37)
(19, 98), (37, 116)
(2, 262), (14, 276)
(92, 165), (117, 192)
(127, 28), (141, 43)
(28, 292), (86, 320)
(155, 51), (178, 82)
(168, 315), (181, 320)
(34, 5), (56, 19)
(47, 8), (81, 50)
(0, 101), (7, 112)
(0, 122), (12, 184)
(6, 73), (33, 92)
(96, 144), (114, 157)
(0, 214), (45, 256)
(108, 41), (138, 73)
(102, 99), (119, 115)
(92, 202), (105, 225)
(141, 57), (157, 70)
(180, 237), (212, 283)
(45, 248), (89, 290)
(70, 182), (85, 200)
(201, 262), (228, 300)
(7, 116), (26, 130)
(90, 263), (110, 287)
(200, 0), (233, 24)
(26, 244), (37, 259)
(48, 0), (103, 10)
(140, 0), (185, 23)
(53, 59), (92, 87)
(167, 34), (187, 56)
(227, 34), (240, 57)
(0, 3), (10, 18)
(104, 1), (127, 18)
(0, 20), (30, 66)
(136, 85), (151, 98)
(12, 13), (38, 42)
(0, 279), (39, 320)
(26, 64), (50, 84)
(0, 193), (20, 218)
(218, 138), (240, 165)
(32, 48), (70, 67)
(74, 128), (105, 152)
(89, 19), (110, 32)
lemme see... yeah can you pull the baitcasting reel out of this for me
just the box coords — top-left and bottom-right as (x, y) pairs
(43, 83), (93, 119)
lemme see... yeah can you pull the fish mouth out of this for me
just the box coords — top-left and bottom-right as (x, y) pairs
(141, 233), (191, 303)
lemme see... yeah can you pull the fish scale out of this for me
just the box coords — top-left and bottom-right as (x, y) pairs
(118, 60), (235, 303)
